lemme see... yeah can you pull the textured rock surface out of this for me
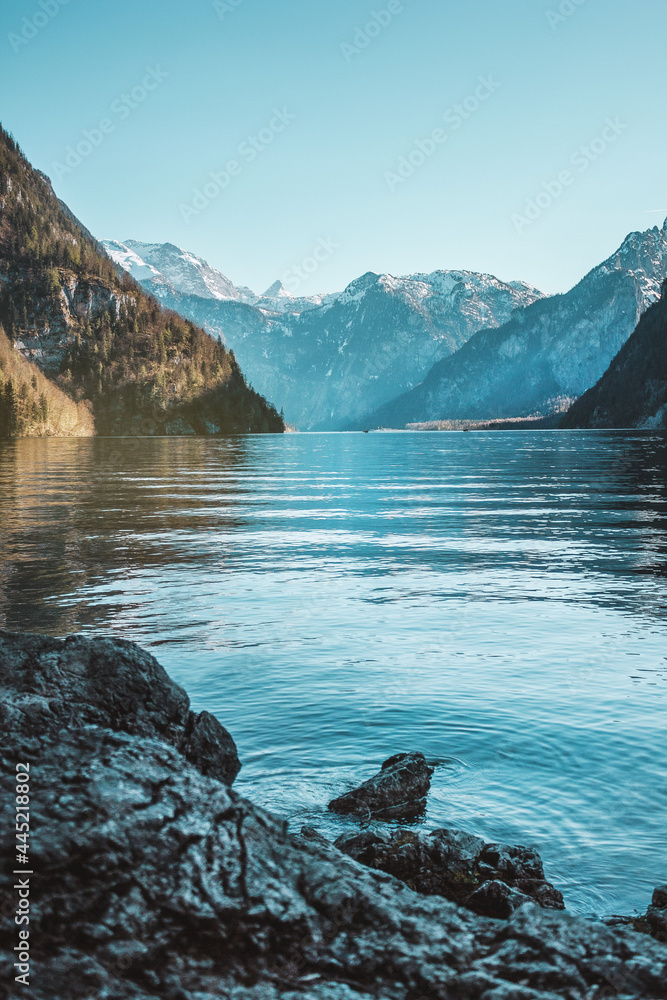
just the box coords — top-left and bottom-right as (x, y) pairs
(608, 886), (667, 945)
(1, 631), (666, 999)
(562, 279), (667, 429)
(466, 878), (537, 919)
(646, 886), (667, 943)
(328, 751), (434, 819)
(334, 827), (564, 917)
(0, 630), (240, 786)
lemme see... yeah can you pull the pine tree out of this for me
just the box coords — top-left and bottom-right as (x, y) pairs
(1, 378), (19, 437)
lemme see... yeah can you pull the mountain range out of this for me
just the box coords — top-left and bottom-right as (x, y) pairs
(0, 127), (283, 438)
(2, 120), (665, 439)
(104, 222), (667, 432)
(361, 220), (667, 429)
(102, 240), (338, 315)
(103, 240), (545, 429)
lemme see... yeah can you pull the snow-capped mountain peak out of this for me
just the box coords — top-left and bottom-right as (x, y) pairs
(100, 237), (547, 429)
(333, 268), (545, 315)
(121, 240), (240, 302)
(101, 240), (167, 286)
(102, 240), (336, 315)
(364, 218), (667, 430)
(262, 280), (292, 298)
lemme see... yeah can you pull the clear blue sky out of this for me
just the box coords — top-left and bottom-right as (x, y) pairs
(1, 0), (666, 296)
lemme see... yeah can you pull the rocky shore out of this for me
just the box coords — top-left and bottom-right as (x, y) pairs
(333, 827), (565, 918)
(1, 631), (666, 999)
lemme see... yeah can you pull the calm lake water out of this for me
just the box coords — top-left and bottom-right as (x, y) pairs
(1, 431), (666, 917)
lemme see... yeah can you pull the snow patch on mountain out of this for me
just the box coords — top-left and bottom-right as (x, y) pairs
(102, 240), (168, 287)
(103, 241), (342, 316)
(364, 218), (667, 428)
(123, 240), (242, 302)
(101, 237), (548, 429)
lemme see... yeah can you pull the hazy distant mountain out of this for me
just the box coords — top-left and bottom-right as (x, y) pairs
(253, 279), (338, 315)
(362, 220), (667, 428)
(103, 240), (544, 429)
(242, 269), (544, 429)
(102, 241), (336, 315)
(562, 279), (667, 429)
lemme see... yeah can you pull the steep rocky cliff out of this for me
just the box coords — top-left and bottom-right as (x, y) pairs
(0, 127), (283, 436)
(562, 281), (667, 429)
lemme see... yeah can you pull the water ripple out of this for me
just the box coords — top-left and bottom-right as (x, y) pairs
(0, 430), (666, 916)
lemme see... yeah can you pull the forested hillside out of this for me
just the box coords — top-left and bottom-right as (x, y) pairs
(0, 126), (283, 436)
(0, 326), (93, 436)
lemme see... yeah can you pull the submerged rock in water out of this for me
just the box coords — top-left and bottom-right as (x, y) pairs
(335, 826), (565, 918)
(609, 886), (667, 945)
(1, 630), (666, 1000)
(328, 750), (434, 819)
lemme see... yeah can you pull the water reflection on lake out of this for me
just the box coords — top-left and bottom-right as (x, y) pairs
(1, 430), (666, 917)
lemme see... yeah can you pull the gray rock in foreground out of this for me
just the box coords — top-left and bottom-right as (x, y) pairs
(1, 631), (666, 999)
(0, 630), (241, 785)
(334, 826), (565, 917)
(328, 750), (434, 819)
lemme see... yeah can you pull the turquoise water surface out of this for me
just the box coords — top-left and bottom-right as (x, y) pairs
(1, 431), (665, 917)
